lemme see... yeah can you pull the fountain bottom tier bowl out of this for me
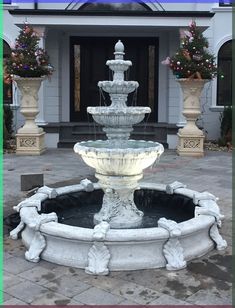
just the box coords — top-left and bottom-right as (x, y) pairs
(74, 139), (164, 228)
(10, 180), (227, 275)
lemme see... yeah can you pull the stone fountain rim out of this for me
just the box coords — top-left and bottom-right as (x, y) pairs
(11, 180), (226, 272)
(98, 80), (138, 85)
(106, 59), (132, 65)
(74, 139), (164, 155)
(87, 106), (151, 115)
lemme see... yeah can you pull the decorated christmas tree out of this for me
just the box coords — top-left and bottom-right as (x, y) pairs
(6, 23), (53, 78)
(162, 21), (217, 79)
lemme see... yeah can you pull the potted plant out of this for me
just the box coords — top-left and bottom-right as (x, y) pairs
(6, 22), (53, 155)
(162, 21), (218, 157)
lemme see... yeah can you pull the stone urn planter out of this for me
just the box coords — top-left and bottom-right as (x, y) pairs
(177, 79), (209, 157)
(14, 76), (46, 155)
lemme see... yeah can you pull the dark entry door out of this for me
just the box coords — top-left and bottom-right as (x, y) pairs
(70, 37), (158, 121)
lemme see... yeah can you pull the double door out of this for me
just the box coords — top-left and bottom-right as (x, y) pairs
(70, 37), (158, 121)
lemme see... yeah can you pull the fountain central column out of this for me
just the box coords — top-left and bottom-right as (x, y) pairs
(94, 173), (143, 228)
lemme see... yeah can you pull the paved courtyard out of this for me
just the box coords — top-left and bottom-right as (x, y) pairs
(3, 148), (232, 305)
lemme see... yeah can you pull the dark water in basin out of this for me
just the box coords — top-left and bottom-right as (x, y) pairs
(40, 189), (195, 229)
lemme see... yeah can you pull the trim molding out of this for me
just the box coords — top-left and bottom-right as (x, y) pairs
(9, 9), (215, 18)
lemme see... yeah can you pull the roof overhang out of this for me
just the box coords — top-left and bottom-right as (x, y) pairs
(9, 9), (214, 29)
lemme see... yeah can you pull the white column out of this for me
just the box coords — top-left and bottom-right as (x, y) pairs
(176, 28), (187, 128)
(34, 26), (48, 126)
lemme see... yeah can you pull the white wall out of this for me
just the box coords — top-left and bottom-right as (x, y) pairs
(200, 9), (232, 140)
(35, 3), (66, 10)
(160, 2), (212, 12)
(12, 2), (34, 9)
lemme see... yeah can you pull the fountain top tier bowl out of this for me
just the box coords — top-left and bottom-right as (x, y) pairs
(88, 40), (152, 140)
(104, 40), (133, 80)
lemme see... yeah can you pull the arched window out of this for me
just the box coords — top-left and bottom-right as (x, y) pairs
(3, 40), (12, 105)
(217, 40), (232, 106)
(79, 2), (149, 11)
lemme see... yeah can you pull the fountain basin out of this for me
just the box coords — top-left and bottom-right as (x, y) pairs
(10, 181), (226, 274)
(74, 139), (163, 176)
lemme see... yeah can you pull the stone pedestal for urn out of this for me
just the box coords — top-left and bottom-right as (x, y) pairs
(14, 77), (46, 155)
(177, 79), (209, 157)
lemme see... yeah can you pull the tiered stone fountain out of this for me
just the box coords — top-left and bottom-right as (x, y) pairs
(10, 41), (227, 275)
(74, 40), (163, 228)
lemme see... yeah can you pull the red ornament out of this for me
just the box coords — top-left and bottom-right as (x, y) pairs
(24, 26), (31, 34)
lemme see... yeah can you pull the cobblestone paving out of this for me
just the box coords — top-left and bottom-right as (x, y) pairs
(3, 149), (232, 305)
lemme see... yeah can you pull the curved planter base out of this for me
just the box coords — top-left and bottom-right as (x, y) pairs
(11, 180), (227, 274)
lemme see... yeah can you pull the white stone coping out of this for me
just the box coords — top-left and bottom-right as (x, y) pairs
(40, 215), (214, 243)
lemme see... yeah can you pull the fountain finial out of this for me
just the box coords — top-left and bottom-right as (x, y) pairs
(114, 40), (125, 59)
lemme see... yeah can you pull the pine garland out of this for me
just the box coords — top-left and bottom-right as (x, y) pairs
(6, 23), (53, 78)
(162, 21), (217, 80)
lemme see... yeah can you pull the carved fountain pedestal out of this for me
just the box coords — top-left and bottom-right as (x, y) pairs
(14, 77), (46, 155)
(177, 79), (209, 157)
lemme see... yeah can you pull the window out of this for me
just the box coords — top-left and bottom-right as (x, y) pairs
(3, 41), (12, 105)
(217, 40), (232, 106)
(219, 0), (232, 6)
(79, 2), (149, 11)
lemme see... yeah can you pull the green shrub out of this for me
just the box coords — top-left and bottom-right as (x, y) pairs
(3, 104), (13, 149)
(218, 106), (232, 146)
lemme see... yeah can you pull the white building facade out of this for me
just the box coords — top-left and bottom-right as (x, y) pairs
(3, 1), (232, 148)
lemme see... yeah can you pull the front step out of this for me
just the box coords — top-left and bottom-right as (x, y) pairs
(44, 122), (178, 148)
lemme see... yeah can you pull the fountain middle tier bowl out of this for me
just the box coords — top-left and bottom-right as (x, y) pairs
(74, 139), (164, 176)
(98, 80), (139, 94)
(87, 106), (151, 127)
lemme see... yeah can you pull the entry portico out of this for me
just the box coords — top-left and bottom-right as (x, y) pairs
(6, 2), (226, 148)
